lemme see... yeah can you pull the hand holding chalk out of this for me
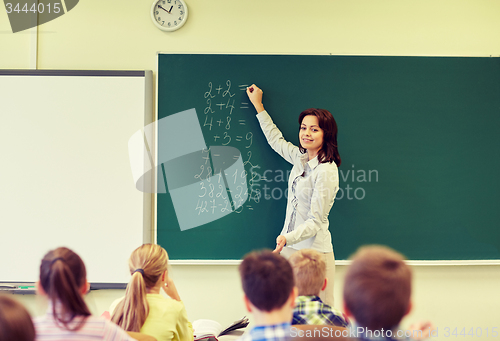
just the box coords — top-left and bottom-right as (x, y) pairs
(273, 235), (286, 254)
(246, 84), (265, 113)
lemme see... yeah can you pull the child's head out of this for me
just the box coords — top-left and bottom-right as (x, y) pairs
(239, 250), (295, 312)
(0, 295), (35, 341)
(112, 244), (169, 332)
(288, 249), (326, 296)
(127, 243), (169, 288)
(38, 247), (91, 330)
(343, 245), (412, 331)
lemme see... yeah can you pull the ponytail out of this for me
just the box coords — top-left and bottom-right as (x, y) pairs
(111, 271), (149, 332)
(39, 248), (91, 331)
(111, 244), (168, 332)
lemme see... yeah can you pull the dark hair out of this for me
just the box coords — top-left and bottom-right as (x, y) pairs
(0, 295), (35, 341)
(298, 108), (341, 166)
(39, 247), (91, 331)
(343, 245), (411, 331)
(239, 250), (294, 312)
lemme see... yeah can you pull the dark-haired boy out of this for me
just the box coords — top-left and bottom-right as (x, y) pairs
(237, 250), (298, 341)
(343, 245), (434, 341)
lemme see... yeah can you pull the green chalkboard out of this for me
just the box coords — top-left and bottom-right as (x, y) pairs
(156, 54), (500, 261)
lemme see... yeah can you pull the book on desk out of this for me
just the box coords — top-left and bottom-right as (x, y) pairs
(193, 316), (249, 341)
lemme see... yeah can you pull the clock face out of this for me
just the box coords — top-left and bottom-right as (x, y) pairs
(152, 0), (188, 31)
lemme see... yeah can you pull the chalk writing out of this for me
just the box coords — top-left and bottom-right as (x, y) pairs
(195, 80), (262, 216)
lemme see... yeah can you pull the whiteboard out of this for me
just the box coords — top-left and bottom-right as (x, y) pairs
(0, 70), (153, 285)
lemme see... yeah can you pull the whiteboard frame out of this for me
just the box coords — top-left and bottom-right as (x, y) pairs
(0, 69), (154, 286)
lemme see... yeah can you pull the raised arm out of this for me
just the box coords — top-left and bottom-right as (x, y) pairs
(163, 274), (181, 301)
(246, 84), (301, 165)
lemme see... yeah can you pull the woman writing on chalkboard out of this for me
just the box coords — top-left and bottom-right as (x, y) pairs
(246, 84), (341, 306)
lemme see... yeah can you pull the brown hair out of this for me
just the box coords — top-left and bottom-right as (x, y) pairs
(343, 245), (412, 331)
(0, 295), (35, 341)
(239, 250), (294, 312)
(111, 244), (169, 332)
(39, 247), (91, 331)
(298, 108), (341, 166)
(289, 249), (326, 296)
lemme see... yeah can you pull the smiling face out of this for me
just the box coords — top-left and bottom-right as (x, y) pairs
(299, 115), (324, 159)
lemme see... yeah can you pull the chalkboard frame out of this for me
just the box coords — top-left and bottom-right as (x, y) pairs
(155, 53), (500, 264)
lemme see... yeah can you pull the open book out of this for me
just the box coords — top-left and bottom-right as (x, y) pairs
(193, 316), (249, 341)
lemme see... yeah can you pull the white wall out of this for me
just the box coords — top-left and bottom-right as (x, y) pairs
(2, 0), (500, 71)
(2, 1), (500, 340)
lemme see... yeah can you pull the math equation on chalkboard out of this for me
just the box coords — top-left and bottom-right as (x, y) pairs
(194, 80), (262, 219)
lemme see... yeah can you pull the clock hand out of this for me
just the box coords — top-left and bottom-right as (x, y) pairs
(158, 5), (171, 13)
(168, 5), (173, 12)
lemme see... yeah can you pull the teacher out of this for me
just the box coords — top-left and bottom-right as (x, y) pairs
(246, 84), (341, 306)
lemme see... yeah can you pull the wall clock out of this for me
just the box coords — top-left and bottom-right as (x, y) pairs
(151, 0), (188, 32)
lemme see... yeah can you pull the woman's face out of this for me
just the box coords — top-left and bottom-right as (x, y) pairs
(299, 115), (324, 157)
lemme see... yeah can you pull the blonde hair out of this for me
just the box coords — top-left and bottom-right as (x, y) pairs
(288, 249), (326, 296)
(111, 244), (169, 332)
(343, 245), (412, 331)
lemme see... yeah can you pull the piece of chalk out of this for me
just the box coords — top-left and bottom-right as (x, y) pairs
(249, 87), (254, 93)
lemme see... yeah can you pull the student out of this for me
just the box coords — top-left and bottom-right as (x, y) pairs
(237, 250), (298, 341)
(110, 244), (193, 341)
(0, 295), (35, 341)
(246, 84), (340, 306)
(343, 245), (433, 341)
(33, 247), (134, 341)
(288, 249), (348, 327)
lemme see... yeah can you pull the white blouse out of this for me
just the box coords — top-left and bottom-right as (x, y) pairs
(256, 110), (339, 253)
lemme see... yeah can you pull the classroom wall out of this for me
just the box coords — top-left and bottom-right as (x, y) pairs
(2, 0), (500, 340)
